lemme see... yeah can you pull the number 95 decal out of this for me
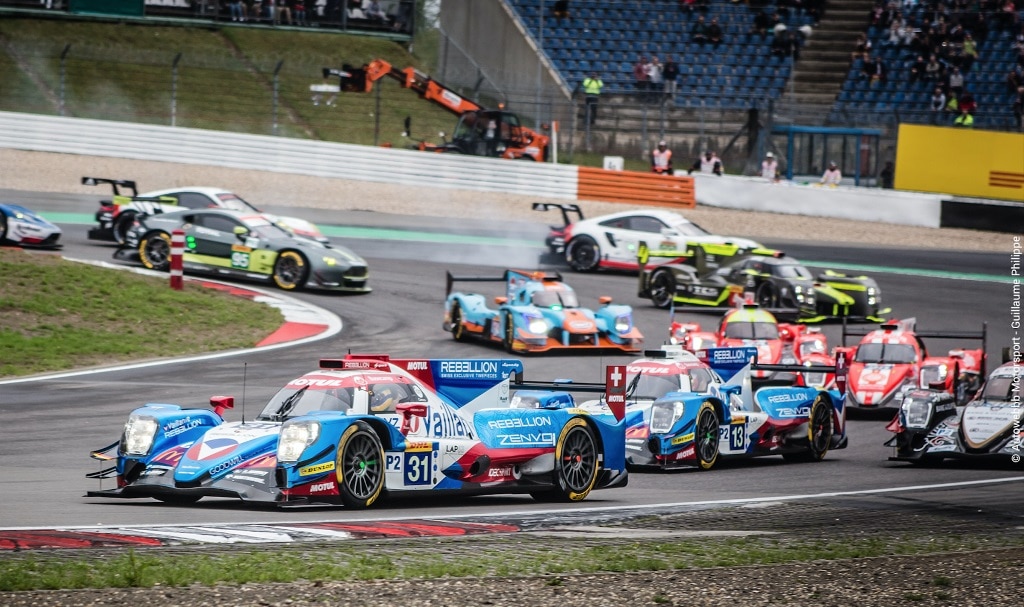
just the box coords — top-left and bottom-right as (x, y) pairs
(230, 251), (250, 269)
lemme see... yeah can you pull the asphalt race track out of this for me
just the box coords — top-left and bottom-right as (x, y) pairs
(0, 189), (1020, 531)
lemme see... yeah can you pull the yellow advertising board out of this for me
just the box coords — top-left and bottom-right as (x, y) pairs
(895, 124), (1024, 202)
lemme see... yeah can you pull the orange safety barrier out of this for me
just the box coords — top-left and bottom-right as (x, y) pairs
(576, 166), (695, 208)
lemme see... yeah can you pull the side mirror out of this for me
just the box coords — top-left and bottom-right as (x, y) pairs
(396, 403), (428, 435)
(233, 225), (248, 239)
(599, 296), (613, 305)
(494, 296), (508, 305)
(210, 395), (234, 419)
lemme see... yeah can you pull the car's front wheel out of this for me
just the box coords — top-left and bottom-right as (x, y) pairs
(756, 282), (777, 307)
(0, 213), (8, 243)
(273, 250), (309, 290)
(139, 232), (172, 271)
(695, 401), (721, 471)
(566, 236), (600, 272)
(649, 269), (677, 309)
(335, 422), (385, 509)
(450, 302), (467, 342)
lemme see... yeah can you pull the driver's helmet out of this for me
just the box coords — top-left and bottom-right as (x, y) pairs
(370, 384), (398, 412)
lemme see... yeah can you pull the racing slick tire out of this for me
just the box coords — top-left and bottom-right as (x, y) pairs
(694, 401), (721, 470)
(756, 282), (778, 308)
(502, 311), (516, 353)
(566, 236), (600, 273)
(450, 303), (468, 342)
(112, 212), (137, 245)
(336, 422), (386, 509)
(782, 395), (833, 463)
(272, 250), (309, 291)
(139, 231), (172, 271)
(649, 269), (677, 309)
(531, 417), (600, 502)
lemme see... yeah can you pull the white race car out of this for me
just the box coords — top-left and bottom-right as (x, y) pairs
(83, 177), (327, 245)
(536, 205), (761, 273)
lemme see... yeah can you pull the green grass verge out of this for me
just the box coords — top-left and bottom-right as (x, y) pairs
(0, 248), (283, 377)
(1, 533), (1020, 592)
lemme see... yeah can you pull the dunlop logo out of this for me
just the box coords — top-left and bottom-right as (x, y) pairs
(989, 171), (1024, 190)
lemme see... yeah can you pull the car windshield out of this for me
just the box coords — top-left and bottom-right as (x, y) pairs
(723, 321), (779, 340)
(980, 375), (1013, 402)
(773, 262), (813, 279)
(532, 288), (579, 308)
(242, 217), (294, 240)
(215, 193), (260, 212)
(627, 372), (691, 400)
(854, 343), (917, 364)
(668, 219), (711, 237)
(258, 386), (354, 420)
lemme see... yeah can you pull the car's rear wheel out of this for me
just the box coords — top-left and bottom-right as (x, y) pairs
(113, 212), (137, 245)
(783, 395), (833, 462)
(335, 422), (385, 509)
(649, 269), (677, 309)
(566, 236), (600, 272)
(139, 232), (172, 271)
(531, 417), (599, 502)
(695, 401), (720, 470)
(273, 250), (309, 290)
(450, 302), (467, 341)
(756, 282), (777, 307)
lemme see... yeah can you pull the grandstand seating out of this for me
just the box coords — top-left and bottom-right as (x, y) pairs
(507, 0), (1023, 131)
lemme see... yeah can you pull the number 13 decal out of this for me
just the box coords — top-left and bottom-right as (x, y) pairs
(729, 422), (745, 450)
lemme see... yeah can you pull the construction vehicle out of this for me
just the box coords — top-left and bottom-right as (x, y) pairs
(339, 59), (549, 162)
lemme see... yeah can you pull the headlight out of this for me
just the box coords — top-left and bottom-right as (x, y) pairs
(526, 316), (548, 335)
(278, 420), (321, 463)
(615, 315), (631, 333)
(867, 287), (877, 306)
(901, 398), (932, 429)
(920, 365), (948, 387)
(121, 414), (159, 456)
(794, 285), (804, 302)
(322, 256), (337, 266)
(650, 401), (685, 434)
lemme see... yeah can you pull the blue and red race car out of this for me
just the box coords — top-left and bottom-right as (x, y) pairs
(641, 347), (849, 470)
(443, 269), (643, 353)
(0, 203), (62, 249)
(87, 354), (628, 507)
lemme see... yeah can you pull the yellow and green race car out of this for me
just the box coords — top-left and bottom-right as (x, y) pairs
(637, 242), (888, 322)
(115, 208), (370, 293)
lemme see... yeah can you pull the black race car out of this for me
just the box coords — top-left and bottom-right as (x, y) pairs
(637, 244), (889, 322)
(115, 208), (370, 292)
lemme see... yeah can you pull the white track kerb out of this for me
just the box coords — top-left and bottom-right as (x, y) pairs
(0, 258), (342, 386)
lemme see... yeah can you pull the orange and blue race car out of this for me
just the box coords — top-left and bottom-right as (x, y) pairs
(87, 354), (628, 507)
(443, 269), (643, 353)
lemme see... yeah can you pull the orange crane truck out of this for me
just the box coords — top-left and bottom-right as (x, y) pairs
(348, 58), (549, 162)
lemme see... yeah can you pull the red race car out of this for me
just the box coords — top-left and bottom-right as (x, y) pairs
(837, 319), (987, 411)
(669, 304), (835, 387)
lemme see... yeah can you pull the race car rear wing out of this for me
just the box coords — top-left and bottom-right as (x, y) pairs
(81, 176), (138, 197)
(637, 240), (779, 276)
(531, 202), (584, 227)
(512, 364), (632, 420)
(697, 346), (849, 396)
(841, 319), (987, 375)
(446, 269), (563, 297)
